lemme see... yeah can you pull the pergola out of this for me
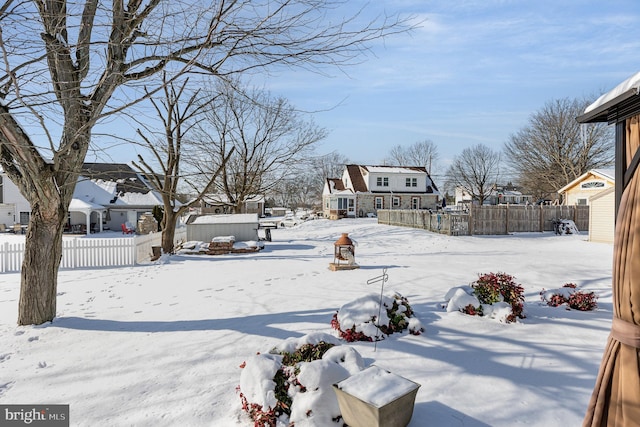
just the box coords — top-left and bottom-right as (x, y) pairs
(68, 198), (106, 235)
(577, 71), (640, 426)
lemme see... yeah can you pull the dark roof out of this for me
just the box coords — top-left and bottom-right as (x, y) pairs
(345, 165), (368, 192)
(326, 178), (346, 191)
(81, 163), (151, 194)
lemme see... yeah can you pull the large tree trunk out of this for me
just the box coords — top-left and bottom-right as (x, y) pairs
(18, 205), (67, 325)
(161, 210), (179, 254)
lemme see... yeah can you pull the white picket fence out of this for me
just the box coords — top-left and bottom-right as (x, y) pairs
(0, 227), (187, 273)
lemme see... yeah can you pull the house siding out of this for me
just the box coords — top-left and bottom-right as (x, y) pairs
(560, 171), (614, 206)
(589, 187), (615, 244)
(0, 174), (31, 226)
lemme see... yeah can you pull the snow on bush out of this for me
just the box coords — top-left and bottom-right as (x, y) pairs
(238, 332), (364, 427)
(540, 283), (598, 311)
(445, 272), (526, 323)
(331, 292), (424, 342)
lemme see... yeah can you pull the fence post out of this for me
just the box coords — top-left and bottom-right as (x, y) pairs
(2, 241), (7, 273)
(505, 205), (509, 235)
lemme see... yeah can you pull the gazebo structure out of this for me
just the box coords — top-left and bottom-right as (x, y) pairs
(577, 71), (640, 426)
(68, 198), (106, 235)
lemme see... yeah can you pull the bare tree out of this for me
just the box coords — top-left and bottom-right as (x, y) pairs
(504, 97), (613, 201)
(195, 79), (327, 213)
(446, 144), (501, 205)
(385, 140), (439, 175)
(0, 0), (409, 325)
(131, 77), (233, 254)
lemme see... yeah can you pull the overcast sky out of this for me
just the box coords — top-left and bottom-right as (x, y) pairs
(88, 0), (640, 181)
(246, 0), (640, 177)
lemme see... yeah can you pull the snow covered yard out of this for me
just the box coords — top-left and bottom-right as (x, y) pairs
(0, 218), (613, 426)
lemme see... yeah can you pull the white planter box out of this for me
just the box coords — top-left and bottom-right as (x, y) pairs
(333, 365), (420, 427)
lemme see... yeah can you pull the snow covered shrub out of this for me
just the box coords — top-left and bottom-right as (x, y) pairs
(238, 332), (365, 426)
(472, 272), (525, 322)
(540, 283), (598, 311)
(331, 293), (424, 342)
(445, 273), (526, 323)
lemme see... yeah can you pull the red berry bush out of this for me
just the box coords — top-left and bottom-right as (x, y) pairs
(471, 272), (525, 323)
(540, 283), (598, 311)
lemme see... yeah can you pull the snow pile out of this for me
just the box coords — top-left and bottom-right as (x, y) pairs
(331, 292), (424, 342)
(445, 286), (515, 323)
(238, 332), (365, 426)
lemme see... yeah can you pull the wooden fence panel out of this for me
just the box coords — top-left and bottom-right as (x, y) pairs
(378, 205), (589, 236)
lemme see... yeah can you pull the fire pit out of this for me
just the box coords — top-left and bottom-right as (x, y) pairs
(329, 233), (360, 271)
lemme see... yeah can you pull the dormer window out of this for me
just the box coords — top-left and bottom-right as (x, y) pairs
(406, 178), (417, 187)
(376, 177), (389, 187)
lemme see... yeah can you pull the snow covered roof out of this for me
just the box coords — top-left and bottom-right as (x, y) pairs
(69, 198), (105, 212)
(365, 166), (426, 174)
(72, 163), (164, 208)
(578, 71), (640, 123)
(191, 214), (258, 224)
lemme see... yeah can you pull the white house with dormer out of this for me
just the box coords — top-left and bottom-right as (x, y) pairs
(323, 165), (441, 219)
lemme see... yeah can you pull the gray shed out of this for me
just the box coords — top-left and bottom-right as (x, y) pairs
(187, 214), (259, 242)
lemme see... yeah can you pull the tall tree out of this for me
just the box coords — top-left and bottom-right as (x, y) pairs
(446, 144), (501, 205)
(0, 0), (408, 325)
(504, 97), (613, 200)
(385, 140), (439, 174)
(195, 79), (327, 213)
(131, 77), (233, 254)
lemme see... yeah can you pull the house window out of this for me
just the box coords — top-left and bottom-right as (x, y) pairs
(348, 199), (354, 209)
(405, 178), (417, 187)
(376, 177), (389, 187)
(581, 181), (605, 189)
(392, 196), (400, 208)
(338, 198), (348, 210)
(19, 212), (30, 225)
(411, 197), (419, 209)
(375, 197), (383, 209)
(577, 198), (587, 205)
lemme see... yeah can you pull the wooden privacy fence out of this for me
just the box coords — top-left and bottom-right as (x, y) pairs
(377, 205), (589, 236)
(0, 227), (187, 273)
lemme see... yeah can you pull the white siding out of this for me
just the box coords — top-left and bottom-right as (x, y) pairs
(589, 187), (614, 244)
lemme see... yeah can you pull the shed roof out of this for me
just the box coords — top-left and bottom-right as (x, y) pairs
(191, 214), (258, 224)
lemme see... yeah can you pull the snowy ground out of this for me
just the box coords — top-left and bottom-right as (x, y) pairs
(0, 218), (613, 426)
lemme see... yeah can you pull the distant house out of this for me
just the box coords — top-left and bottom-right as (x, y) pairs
(454, 184), (533, 206)
(198, 194), (265, 216)
(0, 163), (164, 234)
(322, 165), (441, 219)
(558, 169), (615, 206)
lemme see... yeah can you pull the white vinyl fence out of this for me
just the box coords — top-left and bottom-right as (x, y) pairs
(0, 227), (187, 273)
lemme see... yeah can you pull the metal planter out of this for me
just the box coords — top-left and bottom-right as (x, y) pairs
(333, 366), (420, 427)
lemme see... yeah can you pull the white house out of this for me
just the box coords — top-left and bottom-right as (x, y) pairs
(0, 163), (165, 234)
(323, 165), (440, 219)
